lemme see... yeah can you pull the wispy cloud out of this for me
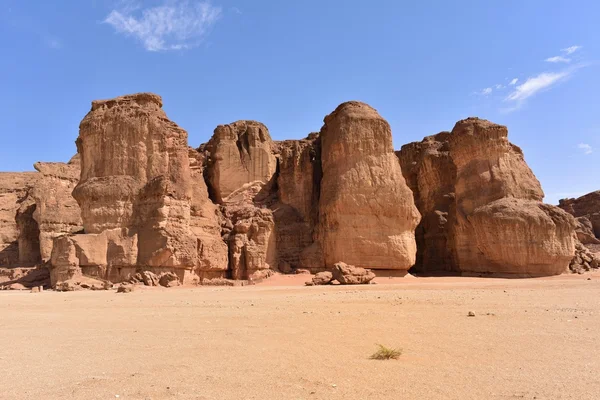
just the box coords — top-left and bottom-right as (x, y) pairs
(509, 78), (518, 85)
(505, 70), (571, 103)
(481, 87), (492, 95)
(578, 143), (593, 155)
(495, 84), (504, 90)
(545, 55), (570, 63)
(104, 1), (222, 51)
(562, 45), (581, 55)
(44, 36), (62, 49)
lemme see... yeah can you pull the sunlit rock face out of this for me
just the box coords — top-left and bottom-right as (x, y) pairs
(317, 101), (421, 271)
(399, 117), (576, 276)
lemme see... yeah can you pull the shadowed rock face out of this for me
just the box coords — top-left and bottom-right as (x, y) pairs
(399, 117), (576, 276)
(0, 173), (38, 267)
(559, 191), (600, 240)
(318, 101), (421, 271)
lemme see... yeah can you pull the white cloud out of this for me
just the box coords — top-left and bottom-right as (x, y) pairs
(545, 56), (570, 63)
(45, 37), (62, 49)
(562, 45), (581, 55)
(505, 71), (570, 103)
(495, 84), (504, 89)
(104, 1), (222, 51)
(509, 78), (518, 85)
(578, 143), (593, 155)
(481, 87), (492, 95)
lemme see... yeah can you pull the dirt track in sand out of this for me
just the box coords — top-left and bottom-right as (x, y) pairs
(1, 273), (599, 400)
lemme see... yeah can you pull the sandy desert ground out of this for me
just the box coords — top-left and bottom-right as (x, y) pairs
(1, 273), (599, 400)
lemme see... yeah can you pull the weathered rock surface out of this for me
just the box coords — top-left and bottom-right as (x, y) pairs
(399, 118), (576, 275)
(559, 191), (600, 242)
(48, 93), (227, 288)
(31, 156), (83, 261)
(0, 173), (38, 267)
(311, 271), (333, 285)
(0, 266), (50, 289)
(188, 149), (229, 278)
(318, 102), (420, 271)
(331, 262), (376, 285)
(203, 120), (277, 203)
(221, 182), (276, 280)
(569, 241), (600, 273)
(0, 93), (584, 284)
(273, 134), (322, 272)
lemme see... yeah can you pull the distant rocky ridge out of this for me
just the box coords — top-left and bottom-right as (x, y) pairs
(0, 93), (596, 289)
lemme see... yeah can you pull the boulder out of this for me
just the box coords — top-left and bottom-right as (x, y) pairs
(318, 102), (420, 271)
(398, 118), (576, 275)
(332, 262), (376, 285)
(311, 271), (333, 285)
(159, 272), (180, 287)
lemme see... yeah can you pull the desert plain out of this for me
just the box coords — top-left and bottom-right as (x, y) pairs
(1, 272), (599, 400)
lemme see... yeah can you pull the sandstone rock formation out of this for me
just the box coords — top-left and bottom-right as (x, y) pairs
(399, 118), (576, 275)
(274, 133), (322, 272)
(318, 102), (420, 271)
(559, 191), (600, 244)
(0, 93), (584, 285)
(31, 156), (82, 261)
(202, 120), (277, 203)
(49, 93), (226, 287)
(0, 173), (38, 267)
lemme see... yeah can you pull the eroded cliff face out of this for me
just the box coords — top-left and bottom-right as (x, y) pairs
(399, 118), (576, 276)
(559, 191), (600, 242)
(202, 120), (277, 204)
(31, 156), (83, 261)
(318, 102), (420, 271)
(0, 173), (38, 267)
(48, 93), (225, 287)
(1, 93), (582, 285)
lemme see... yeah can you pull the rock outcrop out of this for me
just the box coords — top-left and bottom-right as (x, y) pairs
(0, 93), (583, 284)
(48, 93), (227, 287)
(559, 191), (600, 243)
(31, 156), (83, 261)
(203, 120), (277, 203)
(0, 173), (38, 267)
(318, 102), (420, 271)
(399, 118), (576, 276)
(274, 134), (322, 272)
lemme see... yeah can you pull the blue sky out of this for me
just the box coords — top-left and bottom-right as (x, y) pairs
(1, 0), (598, 204)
